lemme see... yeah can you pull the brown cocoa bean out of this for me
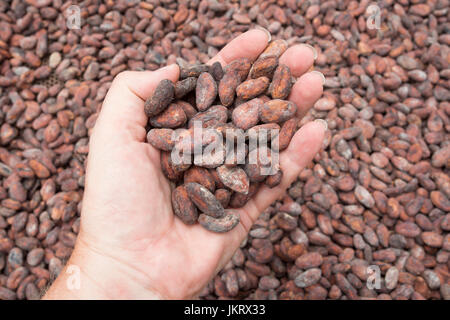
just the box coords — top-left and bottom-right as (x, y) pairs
(224, 58), (252, 81)
(236, 77), (270, 100)
(260, 99), (297, 123)
(160, 151), (184, 181)
(250, 56), (278, 79)
(184, 166), (216, 193)
(174, 77), (197, 99)
(198, 210), (240, 233)
(180, 64), (209, 79)
(147, 129), (175, 151)
(214, 189), (231, 208)
(144, 79), (175, 117)
(218, 71), (241, 107)
(149, 103), (187, 128)
(260, 40), (288, 59)
(216, 165), (250, 195)
(196, 72), (217, 112)
(268, 64), (292, 99)
(232, 98), (262, 130)
(189, 105), (228, 128)
(229, 183), (259, 208)
(185, 182), (224, 218)
(172, 186), (198, 225)
(272, 118), (298, 151)
(209, 62), (224, 81)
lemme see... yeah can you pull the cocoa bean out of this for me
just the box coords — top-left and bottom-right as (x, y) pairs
(149, 103), (187, 128)
(268, 64), (292, 100)
(172, 186), (198, 225)
(196, 72), (217, 112)
(147, 129), (175, 151)
(250, 56), (278, 79)
(232, 98), (262, 130)
(180, 64), (209, 79)
(174, 77), (197, 99)
(219, 71), (241, 107)
(144, 79), (175, 117)
(185, 182), (224, 218)
(198, 210), (240, 233)
(216, 165), (250, 195)
(260, 99), (297, 123)
(224, 58), (252, 81)
(236, 77), (270, 100)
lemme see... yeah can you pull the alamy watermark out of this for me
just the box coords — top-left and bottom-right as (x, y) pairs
(366, 4), (381, 30)
(66, 5), (81, 30)
(66, 264), (81, 291)
(366, 265), (381, 290)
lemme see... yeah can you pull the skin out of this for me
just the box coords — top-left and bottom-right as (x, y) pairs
(43, 29), (326, 300)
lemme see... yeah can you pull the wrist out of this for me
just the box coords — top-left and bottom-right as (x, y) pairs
(43, 237), (162, 300)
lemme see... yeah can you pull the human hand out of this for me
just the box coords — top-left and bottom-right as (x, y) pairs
(43, 29), (326, 300)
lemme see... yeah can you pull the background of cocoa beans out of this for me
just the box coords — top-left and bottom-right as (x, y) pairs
(0, 0), (449, 300)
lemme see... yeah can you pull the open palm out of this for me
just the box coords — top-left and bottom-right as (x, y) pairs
(46, 30), (326, 299)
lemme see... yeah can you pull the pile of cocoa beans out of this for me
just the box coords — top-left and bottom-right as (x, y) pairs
(146, 40), (297, 233)
(0, 0), (449, 300)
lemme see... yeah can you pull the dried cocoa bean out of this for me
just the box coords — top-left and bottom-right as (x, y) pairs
(219, 71), (241, 107)
(232, 98), (262, 130)
(185, 182), (224, 218)
(260, 100), (297, 123)
(172, 186), (198, 225)
(149, 103), (187, 128)
(268, 64), (292, 100)
(144, 79), (175, 118)
(250, 56), (278, 79)
(216, 165), (250, 195)
(198, 210), (240, 233)
(236, 77), (270, 100)
(196, 72), (217, 112)
(174, 77), (197, 99)
(147, 129), (175, 151)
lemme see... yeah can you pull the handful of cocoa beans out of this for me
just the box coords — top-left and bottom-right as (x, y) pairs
(145, 40), (299, 233)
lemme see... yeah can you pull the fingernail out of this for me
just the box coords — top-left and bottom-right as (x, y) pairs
(311, 70), (326, 85)
(300, 44), (318, 60)
(255, 26), (271, 43)
(160, 63), (178, 71)
(158, 64), (178, 78)
(314, 119), (328, 131)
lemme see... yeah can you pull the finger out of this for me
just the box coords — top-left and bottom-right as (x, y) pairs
(279, 44), (316, 78)
(92, 65), (179, 143)
(230, 120), (327, 241)
(208, 29), (270, 66)
(289, 71), (325, 118)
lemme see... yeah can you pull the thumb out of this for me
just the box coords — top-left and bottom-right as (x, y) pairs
(92, 65), (180, 146)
